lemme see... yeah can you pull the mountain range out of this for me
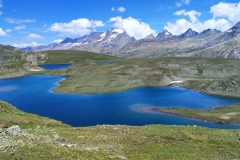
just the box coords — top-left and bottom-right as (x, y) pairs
(21, 21), (240, 59)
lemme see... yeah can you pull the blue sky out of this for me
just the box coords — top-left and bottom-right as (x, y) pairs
(0, 0), (240, 47)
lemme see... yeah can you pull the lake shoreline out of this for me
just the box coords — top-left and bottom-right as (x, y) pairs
(157, 106), (240, 125)
(1, 74), (240, 128)
(131, 105), (240, 125)
(1, 73), (240, 127)
(2, 71), (240, 99)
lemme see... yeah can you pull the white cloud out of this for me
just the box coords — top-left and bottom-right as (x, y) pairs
(0, 28), (6, 36)
(182, 0), (190, 5)
(109, 16), (156, 40)
(164, 18), (231, 35)
(112, 6), (126, 13)
(176, 2), (182, 7)
(0, 11), (2, 15)
(5, 18), (36, 24)
(14, 25), (26, 30)
(176, 0), (191, 7)
(164, 2), (239, 35)
(12, 42), (41, 48)
(174, 10), (201, 23)
(6, 29), (12, 33)
(210, 2), (240, 24)
(118, 7), (126, 13)
(27, 33), (43, 39)
(49, 18), (105, 36)
(111, 6), (115, 11)
(51, 39), (63, 43)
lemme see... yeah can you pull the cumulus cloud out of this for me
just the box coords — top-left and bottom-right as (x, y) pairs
(174, 10), (201, 23)
(14, 25), (26, 30)
(210, 2), (240, 24)
(164, 2), (240, 35)
(13, 42), (41, 48)
(176, 0), (191, 7)
(27, 33), (43, 39)
(49, 18), (105, 36)
(109, 16), (156, 40)
(5, 18), (36, 24)
(165, 18), (231, 35)
(0, 28), (6, 36)
(118, 7), (126, 13)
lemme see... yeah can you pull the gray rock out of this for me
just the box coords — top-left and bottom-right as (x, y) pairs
(5, 125), (35, 139)
(6, 125), (22, 136)
(53, 134), (59, 140)
(0, 137), (18, 151)
(109, 155), (128, 160)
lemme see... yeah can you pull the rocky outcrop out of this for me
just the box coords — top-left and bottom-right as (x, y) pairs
(26, 54), (38, 65)
(0, 125), (38, 152)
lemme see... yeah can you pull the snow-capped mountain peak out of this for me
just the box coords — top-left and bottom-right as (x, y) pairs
(156, 30), (173, 41)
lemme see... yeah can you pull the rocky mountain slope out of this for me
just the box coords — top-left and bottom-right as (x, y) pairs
(21, 29), (136, 53)
(0, 44), (23, 65)
(121, 22), (240, 59)
(20, 21), (240, 59)
(156, 30), (173, 41)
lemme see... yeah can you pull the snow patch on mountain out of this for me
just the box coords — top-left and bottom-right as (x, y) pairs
(112, 29), (124, 34)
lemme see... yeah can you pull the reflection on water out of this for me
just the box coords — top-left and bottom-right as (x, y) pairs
(0, 86), (18, 92)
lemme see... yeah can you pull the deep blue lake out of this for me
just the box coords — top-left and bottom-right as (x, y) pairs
(39, 64), (71, 70)
(0, 74), (240, 129)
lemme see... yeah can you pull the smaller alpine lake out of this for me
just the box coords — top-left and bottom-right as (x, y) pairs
(0, 74), (240, 129)
(39, 64), (71, 70)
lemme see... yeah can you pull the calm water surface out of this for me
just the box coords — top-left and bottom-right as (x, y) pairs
(39, 64), (71, 70)
(0, 74), (240, 129)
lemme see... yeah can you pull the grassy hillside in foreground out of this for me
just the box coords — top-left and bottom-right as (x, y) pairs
(159, 105), (240, 124)
(0, 100), (240, 160)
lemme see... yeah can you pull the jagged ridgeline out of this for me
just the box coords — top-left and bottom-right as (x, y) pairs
(20, 21), (240, 59)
